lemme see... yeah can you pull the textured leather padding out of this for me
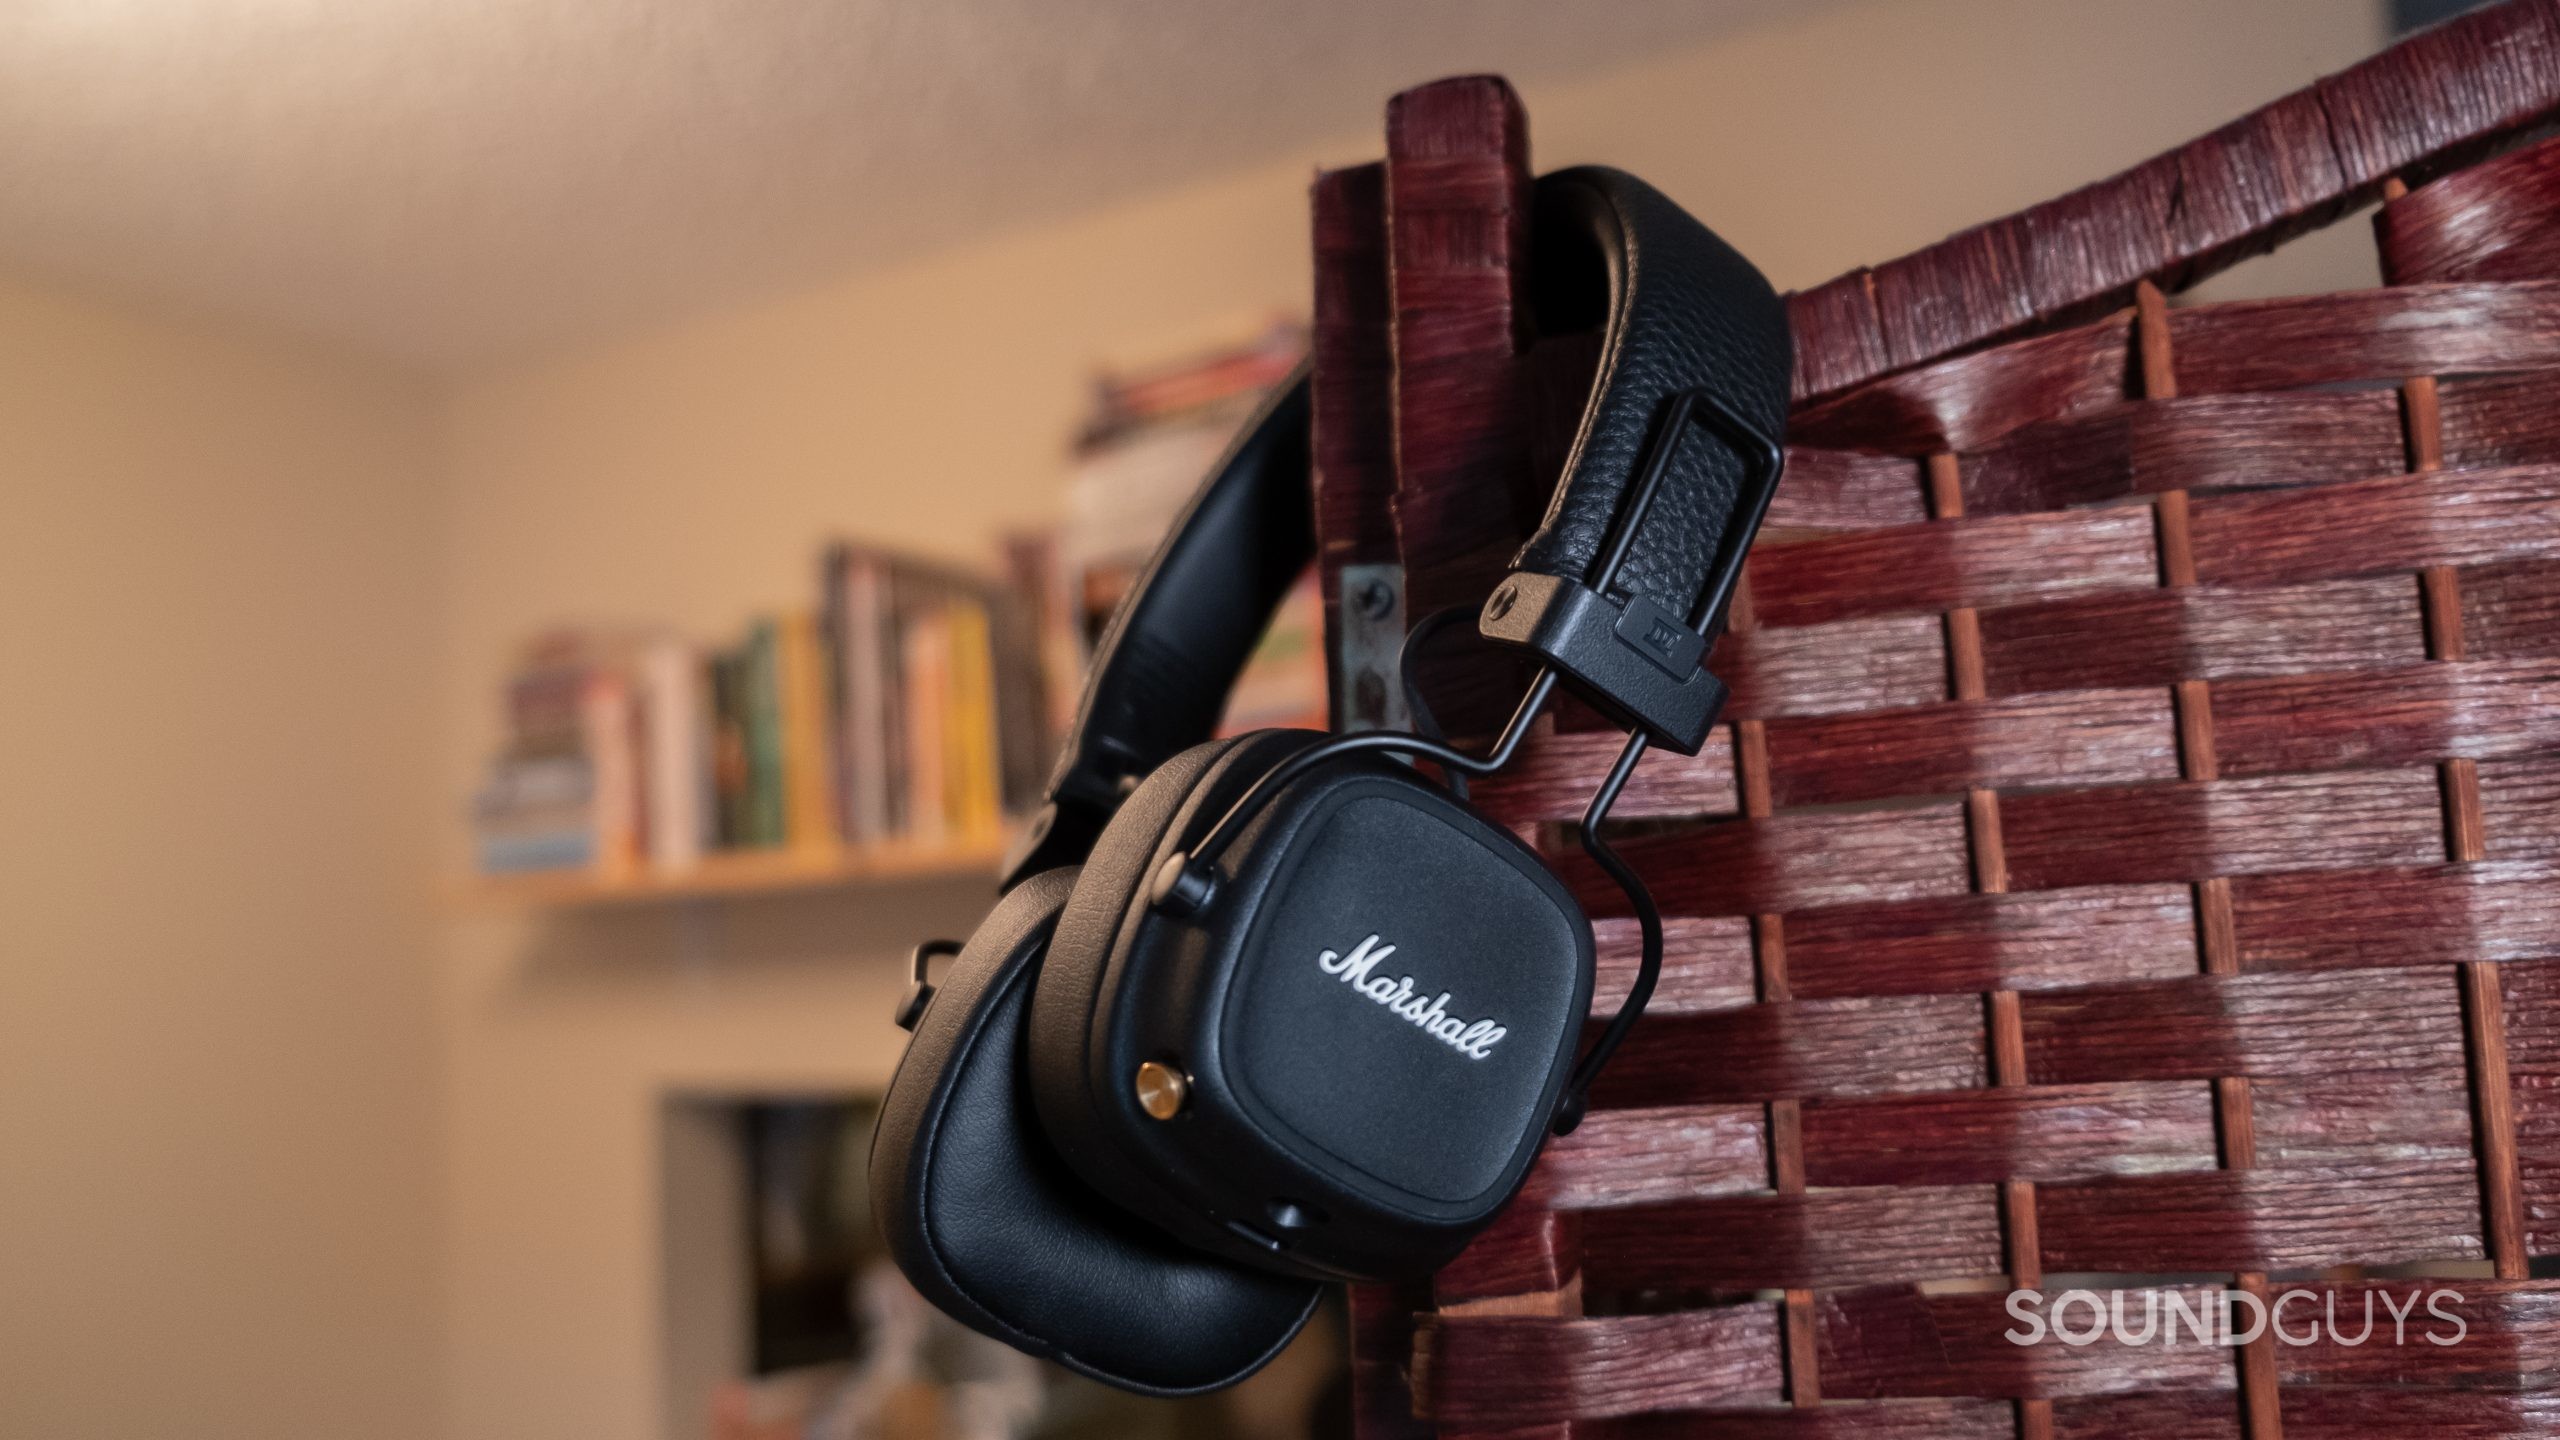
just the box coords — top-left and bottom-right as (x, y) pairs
(1512, 167), (1793, 627)
(1028, 730), (1320, 1237)
(869, 867), (1322, 1394)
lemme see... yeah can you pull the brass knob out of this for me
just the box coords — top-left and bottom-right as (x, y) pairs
(1133, 1061), (1188, 1120)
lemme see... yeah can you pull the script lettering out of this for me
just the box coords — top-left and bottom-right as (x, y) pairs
(1314, 933), (1504, 1060)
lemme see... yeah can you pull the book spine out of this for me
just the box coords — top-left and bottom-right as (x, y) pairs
(640, 636), (707, 871)
(821, 544), (854, 848)
(842, 554), (892, 846)
(900, 608), (949, 848)
(987, 569), (1048, 816)
(777, 610), (838, 852)
(709, 648), (748, 849)
(943, 600), (1001, 839)
(581, 669), (643, 876)
(879, 566), (912, 840)
(471, 753), (595, 874)
(741, 620), (785, 848)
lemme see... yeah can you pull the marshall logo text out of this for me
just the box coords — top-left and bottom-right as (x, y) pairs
(1316, 934), (1505, 1059)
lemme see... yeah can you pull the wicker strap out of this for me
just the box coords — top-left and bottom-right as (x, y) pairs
(1787, 0), (2560, 403)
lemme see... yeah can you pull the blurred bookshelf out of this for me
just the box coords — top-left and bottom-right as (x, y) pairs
(467, 835), (1007, 909)
(461, 319), (1320, 912)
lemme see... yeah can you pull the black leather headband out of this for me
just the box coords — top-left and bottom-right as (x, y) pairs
(1003, 372), (1313, 884)
(1001, 168), (1788, 888)
(1479, 168), (1790, 752)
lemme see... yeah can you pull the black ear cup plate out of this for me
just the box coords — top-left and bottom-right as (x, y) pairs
(1027, 732), (1321, 1244)
(1223, 785), (1588, 1206)
(869, 867), (1323, 1395)
(1037, 738), (1592, 1282)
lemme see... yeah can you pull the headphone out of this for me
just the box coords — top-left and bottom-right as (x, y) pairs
(869, 166), (1791, 1395)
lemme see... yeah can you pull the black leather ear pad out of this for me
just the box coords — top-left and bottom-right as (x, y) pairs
(1028, 729), (1322, 1244)
(868, 866), (1322, 1395)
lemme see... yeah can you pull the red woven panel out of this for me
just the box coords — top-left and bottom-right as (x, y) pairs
(2498, 958), (2560, 1251)
(1336, 18), (2560, 1434)
(1589, 995), (1987, 1107)
(2172, 284), (2560, 393)
(1587, 915), (1756, 1016)
(1958, 389), (2410, 515)
(1529, 1104), (1768, 1210)
(2484, 757), (2560, 858)
(1749, 506), (2159, 629)
(1714, 614), (1950, 719)
(2037, 1166), (2483, 1272)
(2441, 371), (2560, 470)
(1977, 578), (2428, 695)
(1418, 1309), (1787, 1427)
(2253, 1065), (2478, 1167)
(1760, 689), (2177, 807)
(1998, 770), (2448, 889)
(1559, 806), (1972, 918)
(1788, 314), (2133, 459)
(1581, 1186), (2006, 1290)
(2213, 660), (2560, 774)
(1786, 270), (1890, 408)
(1473, 727), (1737, 822)
(1780, 0), (2560, 402)
(2018, 968), (2467, 1082)
(1814, 1288), (2234, 1400)
(1767, 448), (1929, 533)
(2379, 134), (2560, 285)
(2233, 863), (2560, 970)
(1797, 1083), (2219, 1187)
(2463, 558), (2560, 655)
(1568, 1401), (2020, 1439)
(2060, 1388), (2560, 1440)
(1784, 886), (2200, 997)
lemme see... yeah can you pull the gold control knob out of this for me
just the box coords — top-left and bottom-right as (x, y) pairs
(1133, 1061), (1189, 1120)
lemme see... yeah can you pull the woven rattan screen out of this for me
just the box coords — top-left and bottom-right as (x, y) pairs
(1318, 5), (2560, 1436)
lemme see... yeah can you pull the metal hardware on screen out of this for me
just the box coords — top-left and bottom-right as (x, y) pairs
(1335, 562), (1411, 734)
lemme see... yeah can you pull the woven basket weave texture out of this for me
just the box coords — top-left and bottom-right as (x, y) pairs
(1316, 5), (2560, 1436)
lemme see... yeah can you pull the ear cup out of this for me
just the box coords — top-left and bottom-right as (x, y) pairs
(1027, 728), (1323, 1247)
(869, 866), (1322, 1395)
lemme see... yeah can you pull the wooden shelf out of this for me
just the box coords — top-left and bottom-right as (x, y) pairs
(467, 837), (1005, 909)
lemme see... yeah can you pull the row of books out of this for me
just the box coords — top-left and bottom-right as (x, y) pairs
(469, 551), (1064, 875)
(469, 320), (1325, 879)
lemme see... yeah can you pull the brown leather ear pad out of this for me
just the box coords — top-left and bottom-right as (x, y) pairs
(1025, 732), (1315, 1234)
(868, 866), (1322, 1394)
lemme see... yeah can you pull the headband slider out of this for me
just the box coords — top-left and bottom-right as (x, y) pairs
(1477, 571), (1729, 754)
(1477, 385), (1781, 756)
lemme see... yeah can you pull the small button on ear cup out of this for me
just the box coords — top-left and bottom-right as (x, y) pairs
(869, 867), (1320, 1395)
(1027, 731), (1322, 1237)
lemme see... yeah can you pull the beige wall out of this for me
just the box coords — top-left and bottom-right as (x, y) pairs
(435, 2), (2387, 1437)
(0, 277), (444, 1437)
